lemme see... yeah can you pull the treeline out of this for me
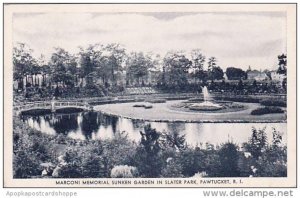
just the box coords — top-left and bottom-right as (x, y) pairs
(13, 43), (287, 96)
(13, 118), (286, 178)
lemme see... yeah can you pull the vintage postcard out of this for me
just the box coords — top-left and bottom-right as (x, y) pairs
(3, 3), (297, 187)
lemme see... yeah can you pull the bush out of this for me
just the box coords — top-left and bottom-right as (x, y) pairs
(144, 105), (153, 109)
(132, 125), (164, 177)
(217, 143), (240, 177)
(260, 99), (286, 107)
(161, 157), (183, 178)
(82, 84), (106, 97)
(145, 98), (166, 103)
(132, 103), (153, 109)
(110, 165), (139, 178)
(133, 104), (145, 108)
(251, 107), (284, 115)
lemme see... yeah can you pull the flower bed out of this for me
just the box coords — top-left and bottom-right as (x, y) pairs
(189, 104), (223, 111)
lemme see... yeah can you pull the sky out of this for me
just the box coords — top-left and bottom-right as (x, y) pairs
(13, 12), (286, 71)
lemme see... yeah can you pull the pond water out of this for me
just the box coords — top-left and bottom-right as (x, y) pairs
(21, 111), (287, 147)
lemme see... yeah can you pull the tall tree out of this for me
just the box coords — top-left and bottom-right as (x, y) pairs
(218, 142), (240, 177)
(79, 44), (104, 85)
(126, 52), (154, 85)
(103, 43), (126, 84)
(210, 66), (224, 80)
(163, 51), (192, 90)
(13, 43), (38, 88)
(134, 125), (164, 177)
(226, 67), (246, 80)
(207, 57), (217, 72)
(50, 48), (77, 87)
(277, 54), (287, 75)
(191, 49), (206, 83)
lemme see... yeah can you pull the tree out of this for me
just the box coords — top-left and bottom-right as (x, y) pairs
(237, 79), (244, 90)
(218, 142), (240, 177)
(277, 54), (287, 75)
(226, 67), (246, 80)
(79, 44), (104, 86)
(246, 127), (268, 159)
(163, 51), (192, 90)
(50, 48), (77, 87)
(207, 57), (217, 72)
(210, 66), (224, 80)
(103, 43), (126, 84)
(126, 52), (154, 85)
(179, 147), (206, 177)
(13, 43), (38, 89)
(191, 49), (206, 82)
(133, 125), (164, 177)
(161, 131), (186, 151)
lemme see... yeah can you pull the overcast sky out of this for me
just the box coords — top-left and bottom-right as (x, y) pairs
(13, 12), (286, 71)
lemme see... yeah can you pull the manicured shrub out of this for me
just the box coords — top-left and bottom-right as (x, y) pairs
(133, 104), (145, 108)
(250, 107), (284, 115)
(260, 99), (286, 107)
(132, 104), (153, 109)
(145, 98), (166, 103)
(144, 105), (153, 109)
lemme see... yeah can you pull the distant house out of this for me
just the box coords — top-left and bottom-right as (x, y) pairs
(147, 69), (160, 85)
(270, 71), (286, 82)
(247, 70), (268, 81)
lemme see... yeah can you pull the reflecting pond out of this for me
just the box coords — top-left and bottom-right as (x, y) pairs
(21, 111), (287, 146)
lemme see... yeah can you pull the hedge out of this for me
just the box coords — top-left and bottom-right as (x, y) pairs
(260, 99), (286, 107)
(251, 107), (284, 115)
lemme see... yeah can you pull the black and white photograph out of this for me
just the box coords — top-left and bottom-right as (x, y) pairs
(3, 3), (297, 187)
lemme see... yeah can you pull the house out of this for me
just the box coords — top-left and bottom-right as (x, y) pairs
(247, 70), (268, 81)
(270, 71), (286, 82)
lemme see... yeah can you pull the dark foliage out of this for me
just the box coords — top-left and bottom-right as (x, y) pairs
(260, 99), (286, 107)
(251, 107), (284, 115)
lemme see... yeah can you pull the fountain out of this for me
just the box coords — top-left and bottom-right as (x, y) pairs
(188, 86), (223, 111)
(169, 86), (245, 113)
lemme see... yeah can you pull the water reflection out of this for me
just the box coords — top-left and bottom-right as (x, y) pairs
(21, 112), (287, 146)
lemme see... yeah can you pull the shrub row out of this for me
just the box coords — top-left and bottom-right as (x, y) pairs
(133, 104), (153, 109)
(260, 99), (286, 107)
(213, 96), (260, 103)
(251, 107), (284, 115)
